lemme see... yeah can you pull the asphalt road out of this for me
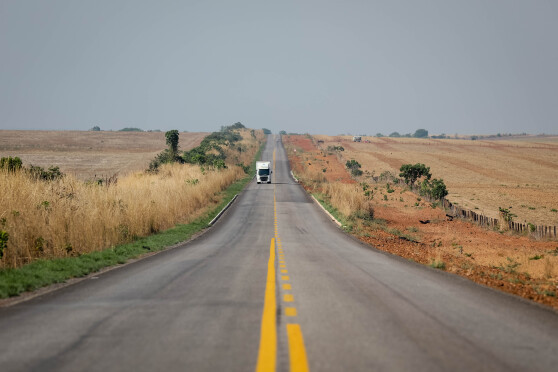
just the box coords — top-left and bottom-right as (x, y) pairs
(1, 135), (558, 371)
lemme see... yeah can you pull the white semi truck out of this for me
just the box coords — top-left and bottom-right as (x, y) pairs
(256, 161), (272, 184)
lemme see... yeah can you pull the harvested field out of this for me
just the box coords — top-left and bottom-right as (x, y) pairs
(0, 130), (207, 180)
(284, 134), (558, 310)
(314, 135), (558, 226)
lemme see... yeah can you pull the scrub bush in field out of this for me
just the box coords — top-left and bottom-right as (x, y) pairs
(399, 163), (431, 186)
(346, 159), (363, 177)
(420, 178), (448, 200)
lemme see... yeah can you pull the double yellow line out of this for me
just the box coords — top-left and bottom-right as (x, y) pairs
(256, 147), (309, 372)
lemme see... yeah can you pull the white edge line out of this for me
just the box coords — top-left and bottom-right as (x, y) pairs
(290, 170), (298, 183)
(310, 195), (342, 227)
(208, 194), (238, 226)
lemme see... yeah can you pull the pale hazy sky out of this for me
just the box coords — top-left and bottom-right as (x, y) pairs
(1, 0), (557, 135)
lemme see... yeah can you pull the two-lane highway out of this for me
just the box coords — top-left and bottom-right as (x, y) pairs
(1, 135), (558, 371)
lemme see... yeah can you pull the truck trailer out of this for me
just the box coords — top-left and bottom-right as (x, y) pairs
(256, 161), (272, 184)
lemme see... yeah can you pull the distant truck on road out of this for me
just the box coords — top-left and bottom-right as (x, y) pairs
(256, 161), (272, 184)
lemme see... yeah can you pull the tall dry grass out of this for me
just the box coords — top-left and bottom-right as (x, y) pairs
(291, 158), (372, 219)
(0, 164), (244, 268)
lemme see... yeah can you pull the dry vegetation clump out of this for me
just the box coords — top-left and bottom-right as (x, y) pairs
(0, 164), (244, 268)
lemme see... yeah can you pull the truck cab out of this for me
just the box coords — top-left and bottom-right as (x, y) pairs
(256, 161), (272, 184)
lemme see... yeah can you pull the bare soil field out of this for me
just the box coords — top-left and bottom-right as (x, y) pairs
(284, 135), (558, 310)
(0, 130), (207, 179)
(314, 135), (558, 226)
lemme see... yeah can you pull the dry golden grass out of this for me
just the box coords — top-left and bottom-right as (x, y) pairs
(0, 164), (243, 268)
(0, 129), (264, 268)
(0, 130), (207, 180)
(314, 135), (558, 226)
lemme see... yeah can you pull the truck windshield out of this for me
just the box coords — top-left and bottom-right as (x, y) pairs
(258, 169), (270, 176)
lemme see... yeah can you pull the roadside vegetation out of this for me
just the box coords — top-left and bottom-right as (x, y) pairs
(0, 125), (265, 295)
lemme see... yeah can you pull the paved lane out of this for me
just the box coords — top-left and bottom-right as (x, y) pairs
(1, 135), (558, 372)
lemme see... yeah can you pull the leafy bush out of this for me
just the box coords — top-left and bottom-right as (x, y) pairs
(499, 207), (517, 223)
(420, 178), (448, 200)
(0, 156), (23, 172)
(399, 163), (431, 186)
(327, 145), (344, 152)
(346, 159), (363, 177)
(28, 165), (64, 181)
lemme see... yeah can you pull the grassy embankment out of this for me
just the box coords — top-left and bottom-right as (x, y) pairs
(0, 129), (265, 298)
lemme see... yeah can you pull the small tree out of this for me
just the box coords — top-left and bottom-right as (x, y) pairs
(413, 129), (429, 138)
(279, 130), (287, 135)
(230, 122), (245, 129)
(90, 126), (101, 131)
(420, 178), (448, 200)
(389, 132), (400, 137)
(399, 163), (431, 186)
(165, 130), (179, 156)
(346, 159), (363, 177)
(262, 128), (272, 134)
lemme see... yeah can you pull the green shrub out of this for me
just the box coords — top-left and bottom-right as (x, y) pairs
(0, 156), (23, 172)
(399, 163), (431, 186)
(0, 231), (8, 258)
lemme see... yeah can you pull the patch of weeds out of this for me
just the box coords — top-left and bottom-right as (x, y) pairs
(551, 208), (557, 213)
(383, 195), (388, 201)
(430, 260), (446, 270)
(400, 234), (419, 243)
(528, 206), (536, 210)
(508, 277), (525, 285)
(407, 226), (419, 233)
(489, 272), (504, 280)
(547, 248), (558, 256)
(529, 255), (544, 261)
(499, 257), (521, 274)
(464, 252), (473, 258)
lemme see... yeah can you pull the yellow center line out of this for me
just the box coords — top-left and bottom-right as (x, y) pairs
(285, 307), (298, 317)
(256, 238), (277, 372)
(257, 144), (309, 371)
(287, 324), (310, 372)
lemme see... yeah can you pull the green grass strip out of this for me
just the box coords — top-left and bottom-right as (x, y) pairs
(0, 140), (266, 299)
